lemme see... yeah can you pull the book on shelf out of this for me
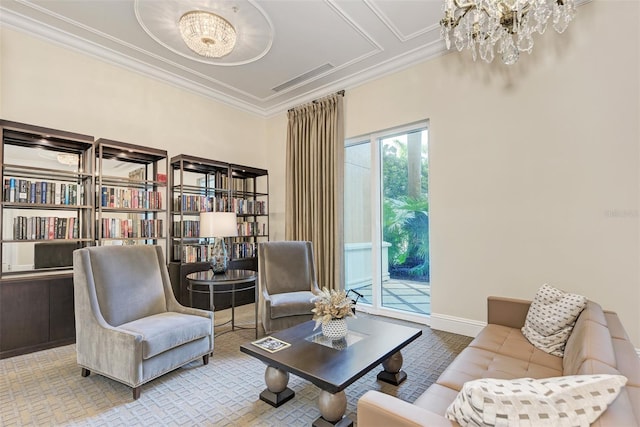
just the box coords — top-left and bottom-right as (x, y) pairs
(100, 187), (163, 209)
(99, 218), (163, 239)
(12, 215), (79, 240)
(251, 336), (291, 353)
(3, 179), (82, 205)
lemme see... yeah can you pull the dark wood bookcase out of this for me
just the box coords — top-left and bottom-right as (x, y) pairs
(95, 138), (168, 255)
(0, 120), (94, 359)
(168, 155), (268, 310)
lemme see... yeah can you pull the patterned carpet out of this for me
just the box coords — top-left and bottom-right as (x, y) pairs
(0, 306), (471, 426)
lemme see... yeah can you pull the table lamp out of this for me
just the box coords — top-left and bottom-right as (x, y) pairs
(199, 211), (238, 274)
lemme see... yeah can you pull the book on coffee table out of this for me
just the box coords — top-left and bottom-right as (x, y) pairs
(251, 336), (291, 353)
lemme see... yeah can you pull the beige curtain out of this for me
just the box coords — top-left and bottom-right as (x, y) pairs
(285, 93), (344, 291)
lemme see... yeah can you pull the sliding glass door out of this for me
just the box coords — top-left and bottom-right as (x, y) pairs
(344, 122), (429, 323)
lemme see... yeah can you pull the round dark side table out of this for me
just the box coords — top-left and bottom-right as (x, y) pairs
(186, 269), (258, 338)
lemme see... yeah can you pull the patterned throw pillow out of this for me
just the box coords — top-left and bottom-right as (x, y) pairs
(521, 283), (587, 356)
(445, 374), (627, 427)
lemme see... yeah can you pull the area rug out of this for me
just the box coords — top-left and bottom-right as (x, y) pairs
(0, 307), (471, 426)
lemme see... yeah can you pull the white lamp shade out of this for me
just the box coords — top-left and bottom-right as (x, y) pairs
(199, 212), (238, 237)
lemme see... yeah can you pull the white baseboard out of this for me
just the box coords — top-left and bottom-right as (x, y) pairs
(430, 313), (486, 338)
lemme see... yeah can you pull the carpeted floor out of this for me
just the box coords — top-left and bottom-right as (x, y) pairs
(0, 305), (472, 426)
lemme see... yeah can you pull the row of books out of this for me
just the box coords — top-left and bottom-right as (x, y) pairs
(174, 241), (257, 263)
(232, 199), (267, 215)
(172, 195), (228, 213)
(99, 187), (163, 210)
(172, 220), (200, 238)
(12, 216), (79, 240)
(176, 244), (217, 263)
(221, 176), (255, 193)
(173, 195), (267, 215)
(4, 178), (83, 205)
(231, 242), (257, 259)
(237, 221), (267, 237)
(98, 218), (163, 239)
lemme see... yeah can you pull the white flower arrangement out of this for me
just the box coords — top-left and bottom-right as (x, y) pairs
(311, 287), (356, 330)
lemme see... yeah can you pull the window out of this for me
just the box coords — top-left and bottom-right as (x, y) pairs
(344, 121), (429, 323)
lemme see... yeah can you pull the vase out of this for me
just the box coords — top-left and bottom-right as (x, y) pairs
(322, 318), (348, 340)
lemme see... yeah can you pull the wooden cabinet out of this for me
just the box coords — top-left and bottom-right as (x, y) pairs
(0, 274), (75, 359)
(0, 120), (93, 359)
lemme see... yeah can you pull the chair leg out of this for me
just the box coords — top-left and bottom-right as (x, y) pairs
(132, 386), (141, 400)
(203, 354), (209, 365)
(81, 368), (91, 377)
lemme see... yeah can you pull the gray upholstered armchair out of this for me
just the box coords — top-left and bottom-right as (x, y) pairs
(73, 245), (214, 399)
(258, 241), (320, 335)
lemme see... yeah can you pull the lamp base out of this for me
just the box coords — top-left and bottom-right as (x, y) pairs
(209, 238), (228, 274)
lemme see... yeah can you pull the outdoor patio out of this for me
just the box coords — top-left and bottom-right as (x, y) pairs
(350, 279), (430, 316)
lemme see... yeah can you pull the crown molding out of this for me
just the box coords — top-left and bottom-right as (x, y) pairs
(1, 0), (593, 118)
(0, 6), (266, 117)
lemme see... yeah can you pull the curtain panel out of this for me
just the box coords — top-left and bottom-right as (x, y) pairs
(285, 93), (344, 291)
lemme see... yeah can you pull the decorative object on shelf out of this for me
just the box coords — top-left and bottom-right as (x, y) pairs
(199, 211), (238, 273)
(179, 10), (237, 58)
(440, 0), (576, 65)
(311, 287), (356, 339)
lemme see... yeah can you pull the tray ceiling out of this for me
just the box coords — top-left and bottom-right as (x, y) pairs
(0, 0), (460, 116)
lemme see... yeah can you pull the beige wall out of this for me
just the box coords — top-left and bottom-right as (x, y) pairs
(0, 28), (267, 167)
(266, 0), (640, 345)
(2, 0), (638, 346)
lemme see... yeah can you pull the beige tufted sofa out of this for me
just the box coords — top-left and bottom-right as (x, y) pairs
(358, 296), (640, 426)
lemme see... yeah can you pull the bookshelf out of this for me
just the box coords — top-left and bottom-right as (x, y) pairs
(95, 139), (168, 255)
(229, 163), (269, 269)
(0, 119), (94, 359)
(168, 155), (268, 310)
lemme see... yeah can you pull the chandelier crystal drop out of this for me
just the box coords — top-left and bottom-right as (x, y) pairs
(440, 0), (576, 65)
(179, 11), (237, 58)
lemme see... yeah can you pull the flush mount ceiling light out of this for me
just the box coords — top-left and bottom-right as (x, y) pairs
(179, 10), (237, 58)
(135, 0), (273, 66)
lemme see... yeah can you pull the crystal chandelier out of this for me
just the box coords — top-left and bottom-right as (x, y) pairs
(440, 0), (576, 65)
(179, 11), (237, 58)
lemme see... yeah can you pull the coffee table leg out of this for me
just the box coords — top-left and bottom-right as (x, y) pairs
(259, 366), (294, 407)
(377, 351), (407, 385)
(312, 390), (352, 427)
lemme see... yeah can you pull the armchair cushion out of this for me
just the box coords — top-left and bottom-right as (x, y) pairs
(261, 241), (317, 294)
(88, 245), (167, 326)
(119, 312), (212, 359)
(269, 291), (316, 319)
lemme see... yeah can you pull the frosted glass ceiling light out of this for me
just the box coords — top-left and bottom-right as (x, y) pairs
(179, 11), (237, 58)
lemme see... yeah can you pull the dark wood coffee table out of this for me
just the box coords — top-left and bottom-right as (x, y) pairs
(240, 317), (422, 426)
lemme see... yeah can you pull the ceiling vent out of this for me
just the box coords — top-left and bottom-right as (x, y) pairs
(272, 63), (334, 92)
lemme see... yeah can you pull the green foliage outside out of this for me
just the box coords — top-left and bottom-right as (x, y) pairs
(382, 139), (429, 280)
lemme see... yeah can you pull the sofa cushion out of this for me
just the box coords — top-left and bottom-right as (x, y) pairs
(445, 375), (627, 427)
(119, 312), (212, 359)
(436, 347), (562, 392)
(414, 383), (460, 416)
(522, 284), (587, 357)
(269, 291), (315, 319)
(469, 324), (562, 371)
(563, 319), (617, 376)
